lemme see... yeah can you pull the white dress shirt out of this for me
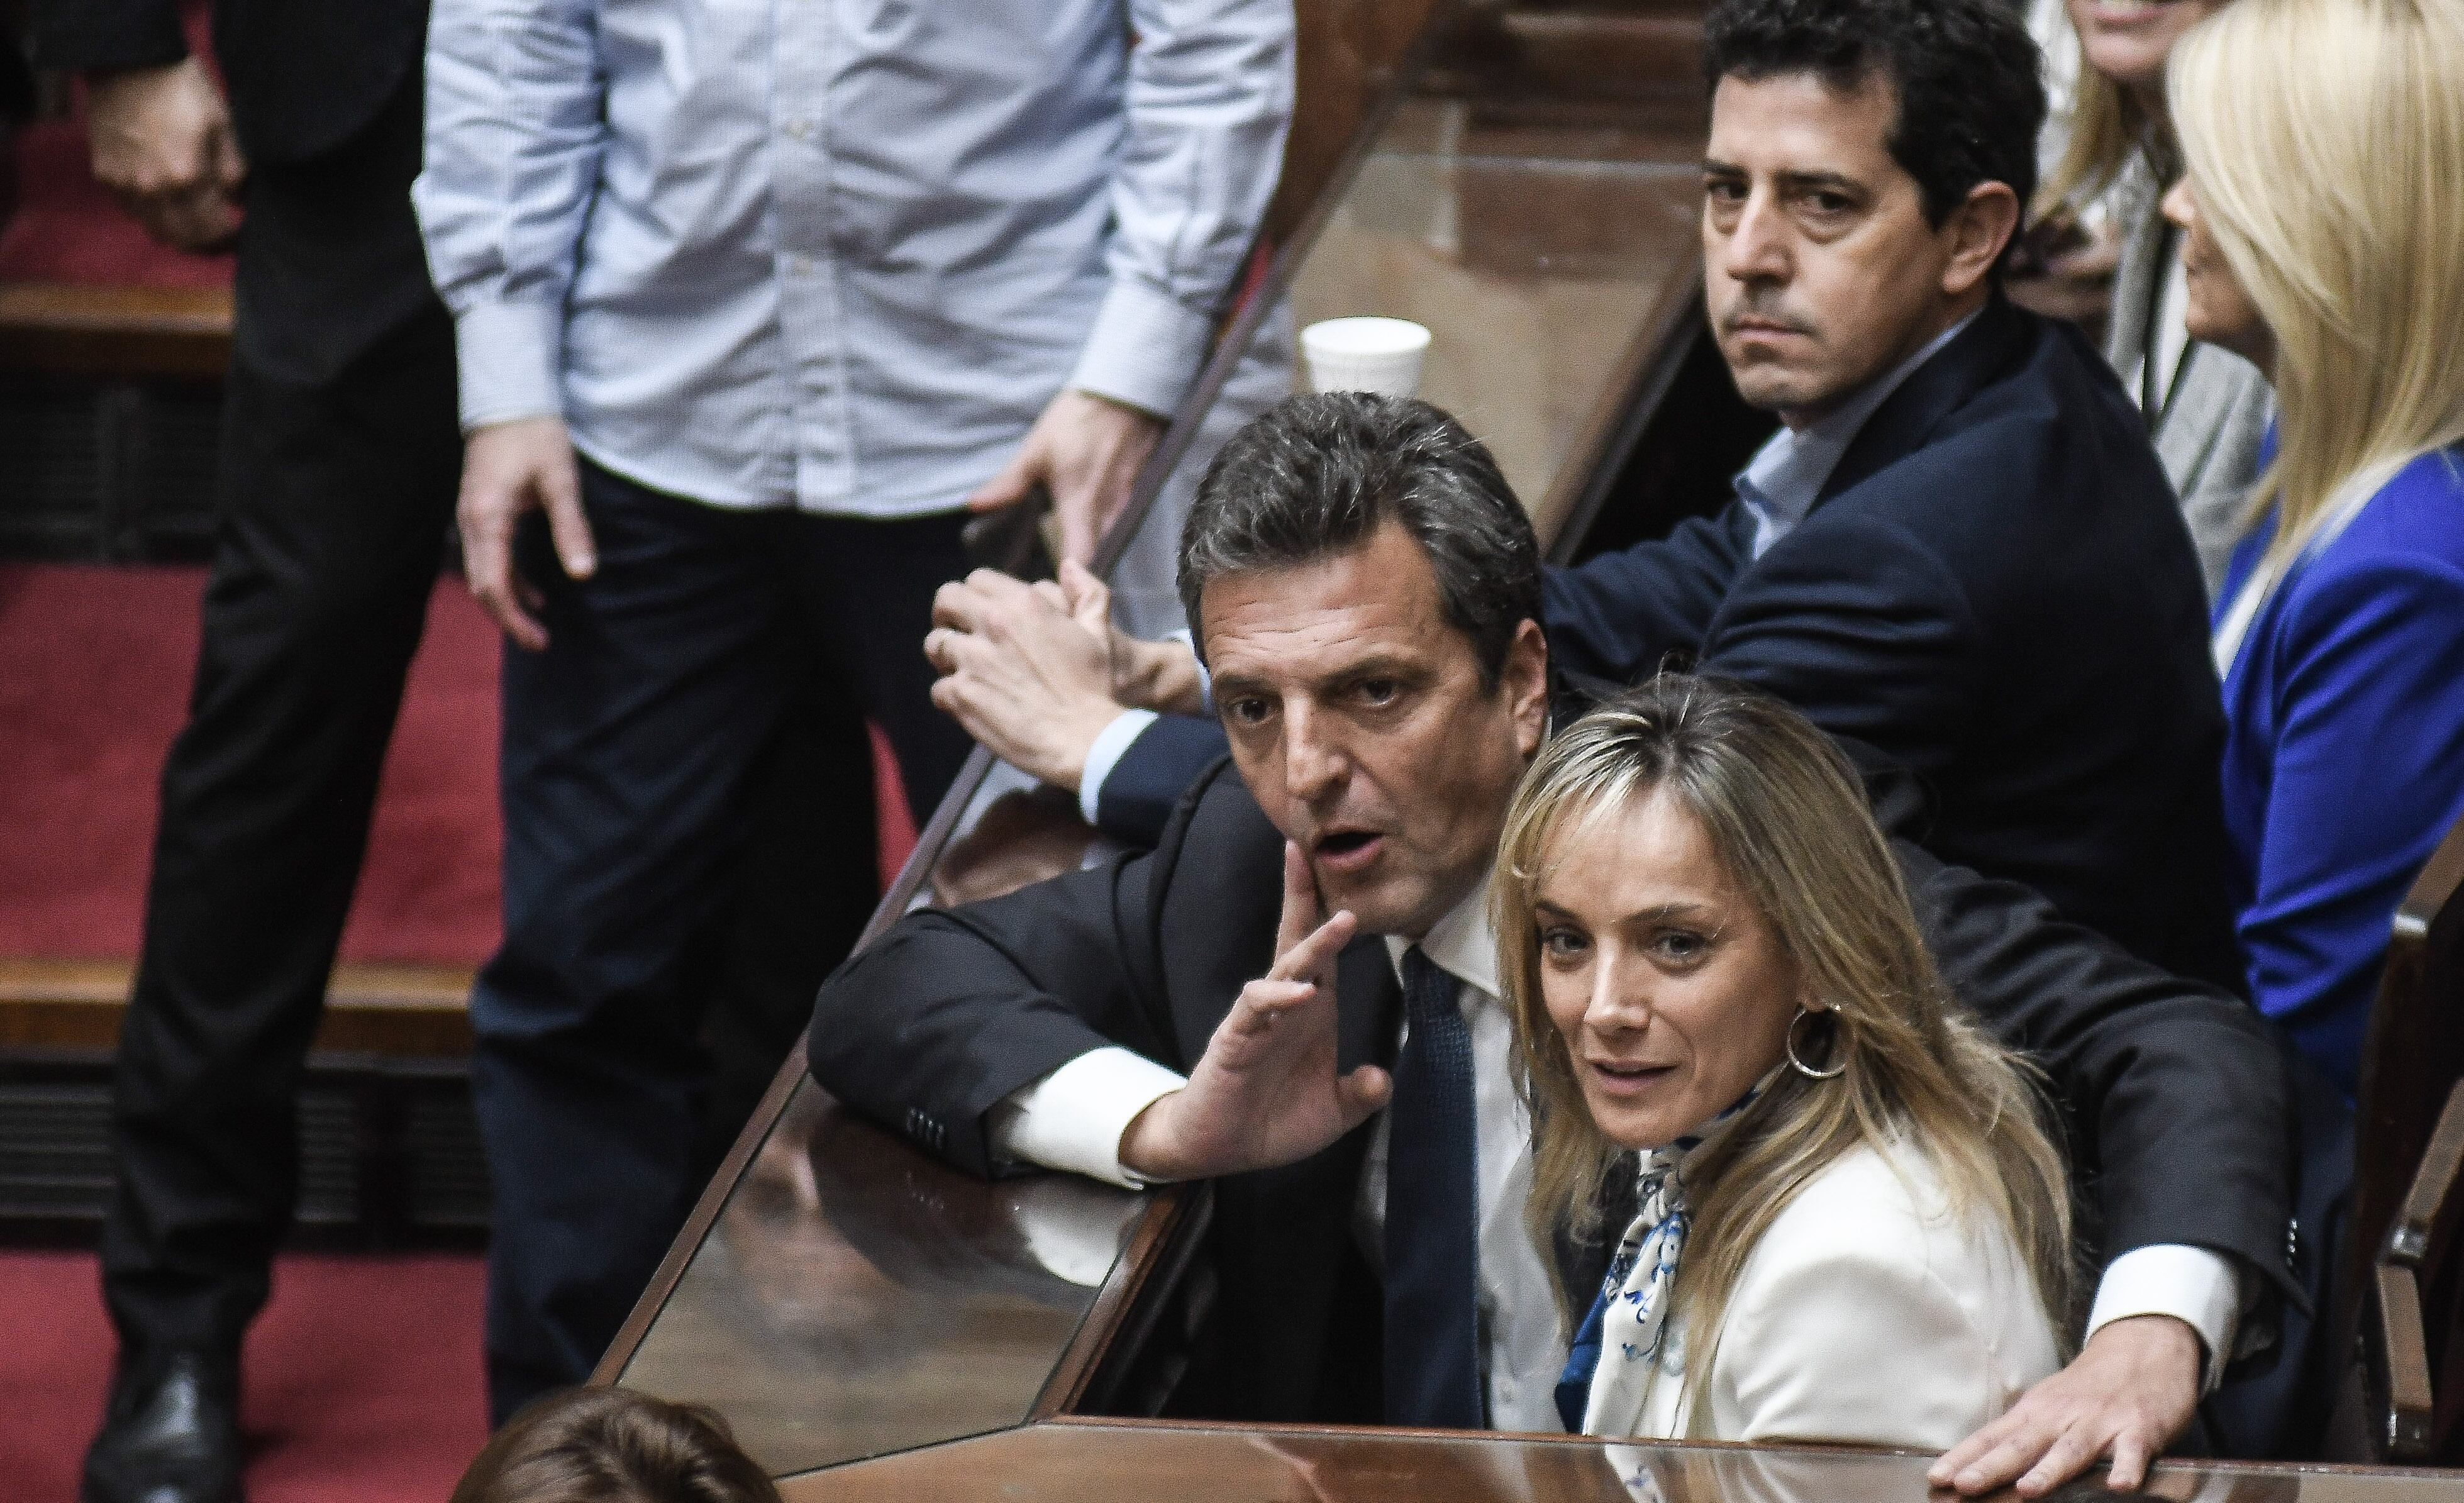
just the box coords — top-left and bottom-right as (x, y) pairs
(415, 0), (1292, 516)
(990, 880), (1570, 1431)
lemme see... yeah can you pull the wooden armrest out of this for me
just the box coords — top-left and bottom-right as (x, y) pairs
(2388, 1081), (2464, 1265)
(2373, 1079), (2464, 1458)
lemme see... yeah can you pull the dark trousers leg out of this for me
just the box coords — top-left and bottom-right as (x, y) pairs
(101, 307), (461, 1356)
(474, 472), (972, 1423)
(792, 511), (974, 823)
(688, 513), (974, 1173)
(687, 662), (882, 1182)
(475, 467), (806, 1421)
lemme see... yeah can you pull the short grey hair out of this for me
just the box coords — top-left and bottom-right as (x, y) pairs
(1175, 392), (1543, 685)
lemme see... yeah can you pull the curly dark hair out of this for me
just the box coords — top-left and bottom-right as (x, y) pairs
(1703, 0), (2045, 259)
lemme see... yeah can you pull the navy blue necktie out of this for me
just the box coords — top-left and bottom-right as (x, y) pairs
(1382, 946), (1484, 1428)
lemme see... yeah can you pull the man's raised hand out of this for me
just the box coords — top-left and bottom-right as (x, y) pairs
(1118, 842), (1392, 1181)
(1929, 1312), (2203, 1496)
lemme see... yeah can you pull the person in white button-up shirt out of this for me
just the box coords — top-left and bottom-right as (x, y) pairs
(414, 0), (1294, 1423)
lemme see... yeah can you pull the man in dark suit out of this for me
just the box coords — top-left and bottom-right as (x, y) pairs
(32, 6), (876, 1500)
(929, 0), (2241, 1004)
(819, 391), (2300, 1491)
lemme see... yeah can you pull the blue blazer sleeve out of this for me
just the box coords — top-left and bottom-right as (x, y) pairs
(1542, 508), (1752, 684)
(1696, 509), (1980, 782)
(1093, 713), (1231, 849)
(2241, 548), (2464, 1078)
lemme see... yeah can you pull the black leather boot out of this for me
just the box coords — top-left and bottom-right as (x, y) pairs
(80, 1349), (245, 1503)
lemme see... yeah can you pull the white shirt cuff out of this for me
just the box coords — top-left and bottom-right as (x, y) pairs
(2087, 1244), (2246, 1392)
(450, 298), (566, 433)
(1068, 277), (1217, 421)
(1164, 628), (1213, 713)
(985, 1046), (1188, 1190)
(1078, 709), (1162, 826)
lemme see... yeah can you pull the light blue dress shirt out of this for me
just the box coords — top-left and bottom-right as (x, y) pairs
(414, 0), (1294, 517)
(1734, 310), (1978, 557)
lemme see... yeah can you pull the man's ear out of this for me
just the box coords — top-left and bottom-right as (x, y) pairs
(1940, 180), (2020, 299)
(1504, 619), (1550, 757)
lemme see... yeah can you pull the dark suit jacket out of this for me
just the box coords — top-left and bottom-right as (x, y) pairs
(1546, 295), (2240, 989)
(810, 753), (2295, 1424)
(35, 0), (423, 166)
(1101, 298), (2241, 991)
(34, 0), (443, 382)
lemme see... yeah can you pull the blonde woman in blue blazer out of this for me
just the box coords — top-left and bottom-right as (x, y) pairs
(1494, 679), (2075, 1447)
(2165, 0), (2464, 1099)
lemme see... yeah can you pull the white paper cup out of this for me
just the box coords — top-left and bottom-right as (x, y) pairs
(1300, 316), (1431, 399)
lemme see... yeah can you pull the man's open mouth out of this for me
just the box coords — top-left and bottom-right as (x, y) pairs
(1312, 829), (1384, 871)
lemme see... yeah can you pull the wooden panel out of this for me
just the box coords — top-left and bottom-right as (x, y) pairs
(1266, 0), (1447, 252)
(779, 1417), (2464, 1502)
(611, 1079), (1177, 1478)
(1286, 89), (1707, 537)
(0, 282), (231, 379)
(0, 957), (472, 1056)
(2348, 809), (2464, 1434)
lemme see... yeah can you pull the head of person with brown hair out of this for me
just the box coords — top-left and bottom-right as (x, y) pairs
(450, 1387), (782, 1503)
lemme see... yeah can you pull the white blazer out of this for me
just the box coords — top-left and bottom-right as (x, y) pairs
(1615, 1141), (2062, 1448)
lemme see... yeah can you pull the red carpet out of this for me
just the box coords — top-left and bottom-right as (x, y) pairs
(0, 1250), (489, 1503)
(0, 563), (916, 966)
(0, 565), (501, 966)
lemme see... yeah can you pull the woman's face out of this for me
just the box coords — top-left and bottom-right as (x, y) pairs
(2067, 0), (2229, 95)
(2160, 176), (2275, 368)
(1532, 787), (1806, 1151)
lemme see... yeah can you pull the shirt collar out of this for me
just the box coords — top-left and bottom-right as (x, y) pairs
(1384, 879), (1502, 1003)
(1733, 307), (1982, 546)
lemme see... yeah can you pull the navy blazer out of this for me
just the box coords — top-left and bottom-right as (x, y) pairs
(1104, 297), (2241, 989)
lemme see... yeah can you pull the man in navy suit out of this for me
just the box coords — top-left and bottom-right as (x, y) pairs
(921, 0), (2254, 1488)
(940, 0), (2235, 1001)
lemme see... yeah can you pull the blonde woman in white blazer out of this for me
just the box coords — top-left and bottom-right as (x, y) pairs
(1490, 678), (2077, 1448)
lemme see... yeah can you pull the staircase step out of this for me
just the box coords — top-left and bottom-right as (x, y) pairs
(0, 958), (473, 1058)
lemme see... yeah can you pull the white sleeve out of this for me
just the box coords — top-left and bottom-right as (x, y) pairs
(986, 1046), (1188, 1190)
(2087, 1245), (2247, 1392)
(1066, 0), (1294, 418)
(412, 0), (607, 430)
(1078, 709), (1162, 824)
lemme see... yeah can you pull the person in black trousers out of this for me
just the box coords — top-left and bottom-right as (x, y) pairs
(31, 7), (877, 1502)
(32, 8), (457, 1501)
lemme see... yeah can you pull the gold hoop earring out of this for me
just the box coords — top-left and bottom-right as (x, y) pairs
(1786, 1007), (1845, 1080)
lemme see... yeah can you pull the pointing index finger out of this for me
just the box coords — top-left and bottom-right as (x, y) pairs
(1275, 841), (1326, 960)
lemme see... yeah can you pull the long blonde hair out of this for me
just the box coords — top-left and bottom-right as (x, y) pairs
(1493, 679), (2077, 1416)
(2170, 0), (2464, 571)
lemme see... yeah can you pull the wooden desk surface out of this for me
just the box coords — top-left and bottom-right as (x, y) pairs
(1286, 80), (1706, 543)
(613, 1081), (1171, 1477)
(776, 1418), (2464, 1502)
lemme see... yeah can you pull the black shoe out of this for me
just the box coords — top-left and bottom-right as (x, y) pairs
(80, 1349), (245, 1503)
